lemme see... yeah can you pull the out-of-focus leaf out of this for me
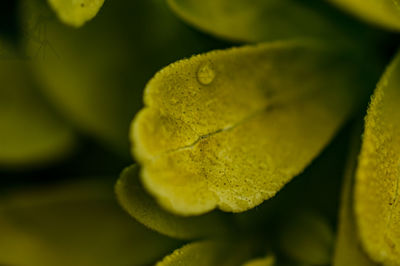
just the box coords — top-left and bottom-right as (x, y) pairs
(19, 0), (222, 156)
(0, 41), (75, 169)
(355, 51), (400, 265)
(0, 179), (178, 266)
(47, 0), (105, 27)
(167, 0), (374, 44)
(116, 165), (231, 239)
(242, 255), (275, 266)
(277, 211), (334, 265)
(328, 0), (400, 31)
(132, 40), (373, 215)
(333, 125), (377, 266)
(156, 241), (232, 266)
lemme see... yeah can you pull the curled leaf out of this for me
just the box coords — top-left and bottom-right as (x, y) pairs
(47, 0), (105, 27)
(333, 125), (377, 266)
(355, 51), (400, 264)
(132, 40), (372, 215)
(0, 179), (178, 266)
(328, 0), (400, 31)
(116, 165), (230, 239)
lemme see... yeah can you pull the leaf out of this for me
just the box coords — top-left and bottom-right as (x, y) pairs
(132, 40), (373, 215)
(234, 128), (350, 231)
(47, 0), (105, 27)
(333, 125), (377, 266)
(242, 255), (275, 266)
(328, 0), (400, 31)
(0, 41), (75, 169)
(116, 165), (231, 239)
(0, 179), (178, 266)
(354, 51), (400, 265)
(20, 0), (223, 156)
(156, 241), (231, 266)
(277, 211), (334, 265)
(167, 0), (373, 43)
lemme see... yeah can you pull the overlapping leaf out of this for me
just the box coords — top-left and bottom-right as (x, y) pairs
(333, 126), (377, 266)
(132, 40), (373, 215)
(116, 165), (231, 239)
(355, 51), (400, 265)
(117, 169), (271, 264)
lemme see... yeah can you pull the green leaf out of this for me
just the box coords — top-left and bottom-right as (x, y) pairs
(132, 40), (373, 215)
(0, 42), (75, 169)
(0, 179), (178, 266)
(333, 125), (377, 266)
(116, 165), (231, 239)
(20, 0), (223, 156)
(242, 255), (275, 266)
(167, 0), (370, 43)
(354, 50), (400, 264)
(47, 0), (105, 27)
(156, 241), (231, 266)
(277, 211), (334, 265)
(328, 0), (400, 31)
(160, 238), (267, 266)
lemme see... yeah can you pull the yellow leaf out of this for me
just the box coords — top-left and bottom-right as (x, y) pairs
(355, 51), (400, 265)
(333, 125), (377, 266)
(47, 0), (105, 27)
(132, 40), (372, 215)
(328, 0), (400, 31)
(235, 129), (352, 230)
(116, 165), (231, 239)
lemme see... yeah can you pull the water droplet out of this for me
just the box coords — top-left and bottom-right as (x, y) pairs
(197, 62), (215, 85)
